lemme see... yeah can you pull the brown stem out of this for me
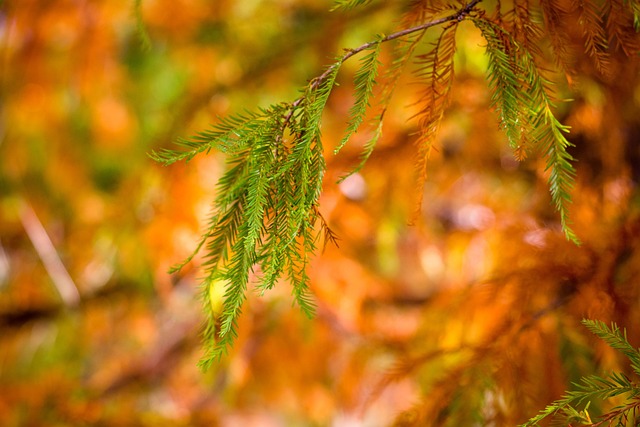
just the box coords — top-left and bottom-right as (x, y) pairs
(284, 0), (483, 127)
(309, 0), (482, 93)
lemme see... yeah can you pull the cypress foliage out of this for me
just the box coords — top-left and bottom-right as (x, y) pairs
(150, 0), (639, 368)
(334, 39), (382, 156)
(522, 320), (640, 426)
(411, 25), (458, 217)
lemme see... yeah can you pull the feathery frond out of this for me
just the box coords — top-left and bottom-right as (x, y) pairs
(574, 0), (611, 76)
(151, 1), (484, 369)
(608, 0), (640, 57)
(583, 320), (640, 378)
(411, 25), (458, 215)
(330, 0), (372, 11)
(338, 114), (384, 182)
(149, 110), (269, 166)
(473, 17), (580, 243)
(186, 62), (341, 365)
(334, 39), (382, 155)
(521, 320), (640, 426)
(474, 18), (529, 150)
(525, 71), (579, 244)
(154, 0), (598, 368)
(506, 0), (545, 58)
(539, 0), (577, 78)
(350, 30), (427, 180)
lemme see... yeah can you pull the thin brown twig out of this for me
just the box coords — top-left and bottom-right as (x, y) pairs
(587, 399), (640, 426)
(19, 200), (80, 307)
(312, 0), (483, 91)
(283, 0), (484, 122)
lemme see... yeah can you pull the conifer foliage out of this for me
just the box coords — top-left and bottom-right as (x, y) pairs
(151, 0), (640, 368)
(522, 320), (640, 426)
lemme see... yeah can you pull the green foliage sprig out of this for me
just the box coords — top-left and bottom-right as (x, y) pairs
(330, 0), (373, 12)
(152, 70), (340, 366)
(522, 320), (640, 427)
(151, 0), (483, 367)
(150, 0), (592, 366)
(472, 16), (579, 243)
(334, 38), (382, 157)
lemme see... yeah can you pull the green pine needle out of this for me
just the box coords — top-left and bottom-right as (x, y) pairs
(472, 17), (580, 244)
(521, 320), (640, 427)
(334, 39), (382, 155)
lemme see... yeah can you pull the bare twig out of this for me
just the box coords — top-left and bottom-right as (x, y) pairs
(305, 0), (482, 96)
(19, 200), (80, 307)
(283, 0), (483, 128)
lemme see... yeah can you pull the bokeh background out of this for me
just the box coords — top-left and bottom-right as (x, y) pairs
(2, 0), (640, 425)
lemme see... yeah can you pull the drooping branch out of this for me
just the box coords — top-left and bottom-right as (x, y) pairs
(152, 0), (487, 367)
(152, 0), (592, 368)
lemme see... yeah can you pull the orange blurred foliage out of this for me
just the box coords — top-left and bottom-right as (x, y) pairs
(1, 0), (640, 426)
